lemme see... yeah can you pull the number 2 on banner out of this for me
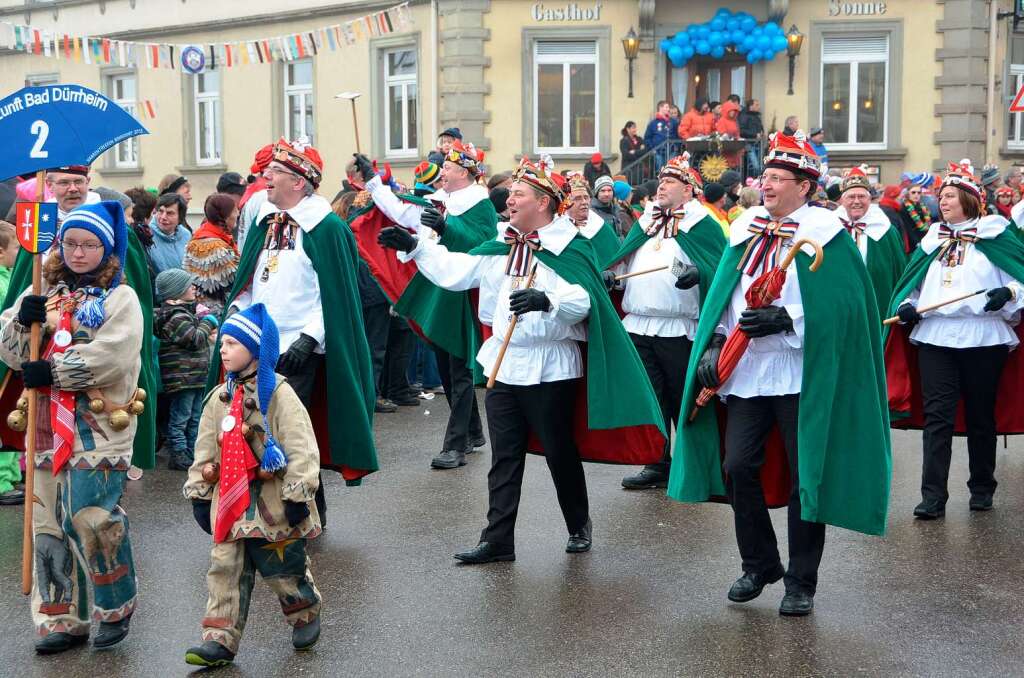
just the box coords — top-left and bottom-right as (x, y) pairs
(29, 120), (50, 159)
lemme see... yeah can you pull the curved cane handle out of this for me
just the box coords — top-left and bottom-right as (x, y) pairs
(780, 237), (824, 272)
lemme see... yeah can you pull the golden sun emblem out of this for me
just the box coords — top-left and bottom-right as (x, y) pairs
(699, 154), (729, 182)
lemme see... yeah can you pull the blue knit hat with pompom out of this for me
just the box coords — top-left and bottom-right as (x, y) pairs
(59, 200), (128, 328)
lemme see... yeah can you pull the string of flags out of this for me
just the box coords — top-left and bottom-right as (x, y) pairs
(0, 2), (411, 74)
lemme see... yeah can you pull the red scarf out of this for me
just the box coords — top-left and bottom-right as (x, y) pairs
(238, 177), (267, 210)
(192, 220), (238, 255)
(213, 385), (258, 543)
(45, 302), (76, 475)
(994, 201), (1012, 219)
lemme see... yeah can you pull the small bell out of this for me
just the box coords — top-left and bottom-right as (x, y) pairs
(16, 396), (28, 412)
(256, 468), (275, 481)
(201, 462), (220, 483)
(128, 401), (145, 416)
(108, 409), (131, 431)
(89, 399), (105, 414)
(7, 409), (27, 432)
(218, 390), (231, 404)
(134, 388), (148, 403)
(244, 397), (257, 411)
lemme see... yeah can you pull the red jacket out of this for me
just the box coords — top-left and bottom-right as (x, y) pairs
(715, 101), (741, 137)
(678, 109), (714, 139)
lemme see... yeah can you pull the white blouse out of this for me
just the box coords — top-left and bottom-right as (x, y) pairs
(401, 218), (590, 386)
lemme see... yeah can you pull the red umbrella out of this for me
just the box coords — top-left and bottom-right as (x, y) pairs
(689, 237), (824, 421)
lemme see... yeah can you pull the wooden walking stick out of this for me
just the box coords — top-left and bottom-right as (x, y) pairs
(882, 289), (987, 326)
(487, 266), (538, 389)
(614, 258), (687, 282)
(335, 91), (363, 154)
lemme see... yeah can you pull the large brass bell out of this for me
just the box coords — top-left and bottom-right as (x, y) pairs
(134, 388), (147, 403)
(89, 399), (105, 414)
(16, 396), (28, 412)
(7, 409), (27, 432)
(128, 401), (145, 416)
(108, 409), (131, 431)
(244, 397), (257, 411)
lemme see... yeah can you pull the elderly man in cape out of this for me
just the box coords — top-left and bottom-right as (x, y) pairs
(604, 154), (726, 490)
(378, 158), (665, 564)
(668, 132), (891, 617)
(562, 171), (620, 264)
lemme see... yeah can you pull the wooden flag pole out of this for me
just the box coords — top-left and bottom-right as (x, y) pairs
(21, 169), (45, 595)
(882, 289), (987, 326)
(487, 266), (538, 389)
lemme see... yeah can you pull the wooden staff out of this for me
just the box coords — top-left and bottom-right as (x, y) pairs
(22, 168), (45, 595)
(350, 98), (362, 154)
(487, 266), (538, 389)
(614, 265), (668, 281)
(882, 289), (987, 326)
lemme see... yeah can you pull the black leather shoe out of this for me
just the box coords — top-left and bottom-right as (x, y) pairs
(471, 434), (487, 449)
(779, 591), (814, 616)
(621, 468), (669, 490)
(35, 632), (88, 655)
(292, 617), (320, 650)
(913, 499), (945, 520)
(969, 494), (994, 511)
(431, 449), (466, 469)
(391, 395), (421, 407)
(566, 519), (592, 553)
(93, 617), (131, 648)
(727, 567), (784, 603)
(453, 542), (515, 564)
(374, 398), (398, 413)
(185, 640), (236, 667)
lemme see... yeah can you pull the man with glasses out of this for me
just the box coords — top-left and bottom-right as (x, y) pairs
(668, 131), (891, 617)
(45, 165), (100, 222)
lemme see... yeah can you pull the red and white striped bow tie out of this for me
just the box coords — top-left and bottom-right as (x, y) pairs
(840, 218), (866, 243)
(937, 223), (977, 267)
(503, 227), (541, 277)
(740, 216), (798, 276)
(646, 205), (686, 238)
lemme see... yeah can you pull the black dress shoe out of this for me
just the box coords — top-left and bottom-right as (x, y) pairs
(913, 499), (946, 520)
(566, 519), (592, 553)
(727, 567), (784, 603)
(471, 434), (487, 448)
(292, 617), (321, 650)
(431, 449), (466, 469)
(185, 640), (236, 667)
(454, 542), (515, 564)
(93, 617), (131, 648)
(391, 395), (421, 407)
(779, 591), (814, 616)
(969, 494), (994, 511)
(374, 398), (398, 413)
(35, 632), (88, 655)
(621, 467), (668, 490)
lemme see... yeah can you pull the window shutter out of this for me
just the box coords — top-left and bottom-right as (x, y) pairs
(536, 41), (597, 57)
(822, 35), (888, 61)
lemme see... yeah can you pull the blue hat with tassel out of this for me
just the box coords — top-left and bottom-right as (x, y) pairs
(59, 200), (128, 328)
(220, 304), (288, 473)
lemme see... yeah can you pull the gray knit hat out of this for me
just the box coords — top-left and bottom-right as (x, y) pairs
(155, 268), (195, 302)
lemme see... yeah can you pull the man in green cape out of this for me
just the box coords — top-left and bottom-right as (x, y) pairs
(604, 153), (726, 490)
(207, 139), (378, 525)
(834, 165), (906, 315)
(563, 171), (620, 264)
(378, 158), (665, 564)
(668, 132), (891, 617)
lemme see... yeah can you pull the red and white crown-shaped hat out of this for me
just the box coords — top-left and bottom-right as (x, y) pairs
(659, 152), (704, 193)
(939, 159), (982, 199)
(840, 164), (872, 194)
(763, 130), (822, 180)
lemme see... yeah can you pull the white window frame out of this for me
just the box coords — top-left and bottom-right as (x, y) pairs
(383, 47), (418, 158)
(25, 73), (58, 87)
(820, 35), (889, 151)
(193, 70), (222, 166)
(533, 41), (599, 154)
(284, 59), (314, 143)
(1009, 67), (1024, 149)
(109, 73), (139, 168)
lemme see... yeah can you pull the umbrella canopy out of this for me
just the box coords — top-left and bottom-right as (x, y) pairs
(0, 84), (148, 181)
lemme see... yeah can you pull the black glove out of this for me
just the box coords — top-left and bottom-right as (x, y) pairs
(378, 226), (418, 253)
(696, 333), (727, 390)
(509, 288), (551, 315)
(20, 360), (53, 389)
(897, 302), (922, 325)
(17, 295), (47, 326)
(738, 306), (794, 338)
(284, 500), (310, 527)
(352, 153), (375, 183)
(674, 264), (700, 290)
(277, 334), (318, 377)
(601, 270), (617, 291)
(420, 207), (446, 236)
(984, 287), (1013, 312)
(192, 500), (212, 535)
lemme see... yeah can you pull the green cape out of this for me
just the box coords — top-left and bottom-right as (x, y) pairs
(471, 236), (665, 438)
(0, 230), (158, 469)
(394, 198), (497, 369)
(207, 210), (378, 484)
(864, 228), (908, 318)
(583, 220), (621, 265)
(667, 234), (892, 536)
(604, 215), (727, 305)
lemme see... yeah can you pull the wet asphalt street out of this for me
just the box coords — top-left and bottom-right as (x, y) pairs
(1, 391), (1023, 677)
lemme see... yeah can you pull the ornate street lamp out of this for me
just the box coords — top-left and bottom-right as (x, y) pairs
(622, 26), (640, 98)
(786, 25), (804, 96)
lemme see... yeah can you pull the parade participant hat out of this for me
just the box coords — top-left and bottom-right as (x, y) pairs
(996, 185), (1014, 197)
(659, 152), (704, 193)
(444, 140), (483, 175)
(414, 160), (441, 191)
(763, 130), (822, 180)
(250, 143), (275, 177)
(47, 165), (90, 176)
(272, 137), (324, 189)
(58, 200), (129, 327)
(511, 155), (567, 208)
(220, 303), (288, 473)
(565, 171), (592, 197)
(840, 165), (872, 194)
(980, 163), (1000, 187)
(940, 159), (982, 200)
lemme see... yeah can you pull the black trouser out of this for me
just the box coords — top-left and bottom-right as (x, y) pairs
(433, 348), (484, 452)
(481, 379), (588, 547)
(917, 343), (1008, 503)
(285, 353), (328, 526)
(723, 394), (825, 595)
(361, 303), (390, 396)
(381, 314), (415, 401)
(629, 333), (692, 474)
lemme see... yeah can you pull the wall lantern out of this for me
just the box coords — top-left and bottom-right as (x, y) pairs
(786, 25), (804, 95)
(622, 26), (640, 98)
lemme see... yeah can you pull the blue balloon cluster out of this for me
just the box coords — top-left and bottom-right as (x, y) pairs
(658, 9), (789, 67)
